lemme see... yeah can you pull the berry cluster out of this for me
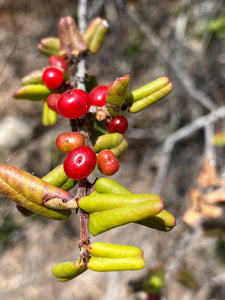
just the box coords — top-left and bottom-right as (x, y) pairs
(9, 15), (175, 282)
(41, 58), (129, 180)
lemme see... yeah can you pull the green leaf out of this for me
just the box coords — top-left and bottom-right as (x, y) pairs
(94, 133), (123, 153)
(110, 139), (128, 157)
(129, 81), (173, 113)
(106, 75), (130, 116)
(88, 242), (143, 258)
(87, 256), (145, 272)
(52, 259), (87, 281)
(89, 200), (163, 236)
(13, 84), (51, 101)
(94, 178), (176, 231)
(79, 193), (162, 213)
(95, 177), (132, 194)
(136, 209), (176, 232)
(22, 69), (43, 85)
(83, 17), (109, 54)
(126, 77), (171, 103)
(42, 101), (58, 126)
(42, 164), (76, 191)
(37, 37), (60, 57)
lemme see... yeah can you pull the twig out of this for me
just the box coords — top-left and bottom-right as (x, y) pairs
(77, 0), (88, 90)
(165, 218), (203, 282)
(153, 106), (225, 194)
(204, 123), (216, 164)
(126, 7), (217, 111)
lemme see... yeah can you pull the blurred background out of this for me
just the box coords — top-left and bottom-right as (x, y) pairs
(0, 0), (225, 299)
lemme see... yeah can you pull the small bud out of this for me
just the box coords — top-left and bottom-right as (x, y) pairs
(87, 256), (145, 272)
(58, 16), (88, 56)
(22, 70), (43, 85)
(95, 177), (132, 195)
(88, 242), (143, 258)
(13, 84), (51, 101)
(42, 101), (58, 126)
(52, 259), (87, 281)
(37, 37), (60, 57)
(83, 17), (109, 54)
(106, 75), (130, 116)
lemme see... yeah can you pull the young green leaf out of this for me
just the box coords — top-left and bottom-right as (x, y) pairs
(126, 77), (171, 103)
(52, 259), (87, 281)
(87, 256), (145, 272)
(42, 101), (58, 126)
(13, 84), (51, 101)
(89, 200), (163, 235)
(37, 37), (60, 56)
(22, 69), (43, 85)
(83, 17), (109, 54)
(94, 178), (176, 231)
(42, 164), (76, 191)
(95, 177), (132, 195)
(79, 193), (162, 213)
(136, 209), (176, 231)
(128, 82), (173, 113)
(88, 242), (143, 258)
(94, 133), (123, 152)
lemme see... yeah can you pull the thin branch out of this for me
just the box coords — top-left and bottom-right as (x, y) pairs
(153, 106), (225, 194)
(77, 0), (88, 90)
(204, 123), (216, 164)
(126, 7), (217, 111)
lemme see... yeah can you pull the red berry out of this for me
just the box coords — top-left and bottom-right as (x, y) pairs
(56, 132), (85, 153)
(97, 150), (119, 176)
(48, 55), (68, 71)
(63, 146), (97, 180)
(42, 67), (64, 89)
(57, 89), (91, 119)
(47, 93), (61, 113)
(105, 115), (128, 134)
(90, 85), (108, 106)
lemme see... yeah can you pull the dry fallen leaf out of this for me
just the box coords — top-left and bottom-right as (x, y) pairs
(197, 157), (218, 188)
(201, 204), (223, 218)
(183, 209), (201, 226)
(189, 189), (202, 211)
(204, 189), (225, 204)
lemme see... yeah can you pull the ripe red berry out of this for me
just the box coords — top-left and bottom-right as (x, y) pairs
(97, 149), (119, 176)
(46, 93), (61, 113)
(90, 85), (108, 106)
(42, 67), (64, 89)
(63, 146), (97, 180)
(56, 132), (85, 153)
(105, 115), (128, 134)
(57, 89), (91, 119)
(48, 55), (68, 71)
